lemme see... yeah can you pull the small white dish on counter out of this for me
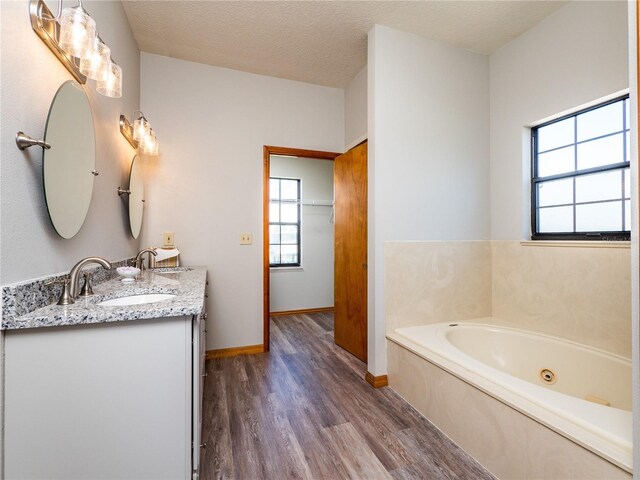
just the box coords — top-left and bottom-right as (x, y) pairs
(116, 266), (140, 283)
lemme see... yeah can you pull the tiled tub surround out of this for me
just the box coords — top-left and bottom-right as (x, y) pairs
(384, 240), (632, 478)
(492, 241), (631, 357)
(384, 241), (631, 356)
(2, 267), (207, 330)
(384, 241), (492, 333)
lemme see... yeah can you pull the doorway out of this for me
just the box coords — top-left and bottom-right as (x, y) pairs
(262, 146), (340, 351)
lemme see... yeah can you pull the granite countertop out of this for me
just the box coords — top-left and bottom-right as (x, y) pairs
(2, 267), (207, 330)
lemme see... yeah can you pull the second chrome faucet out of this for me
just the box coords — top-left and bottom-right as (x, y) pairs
(135, 248), (158, 277)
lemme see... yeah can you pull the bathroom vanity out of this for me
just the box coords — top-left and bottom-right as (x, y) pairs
(2, 267), (207, 480)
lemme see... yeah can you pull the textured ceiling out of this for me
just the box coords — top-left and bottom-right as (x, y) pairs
(122, 1), (568, 88)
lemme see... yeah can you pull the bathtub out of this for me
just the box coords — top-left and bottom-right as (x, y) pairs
(386, 320), (632, 477)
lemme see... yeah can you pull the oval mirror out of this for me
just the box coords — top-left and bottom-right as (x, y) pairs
(128, 155), (144, 239)
(43, 81), (96, 239)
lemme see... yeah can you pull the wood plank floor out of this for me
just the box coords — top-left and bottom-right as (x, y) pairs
(200, 312), (496, 480)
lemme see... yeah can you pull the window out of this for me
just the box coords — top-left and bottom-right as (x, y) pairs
(531, 96), (630, 240)
(269, 177), (301, 266)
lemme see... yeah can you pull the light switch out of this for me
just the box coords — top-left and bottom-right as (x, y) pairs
(163, 231), (175, 247)
(240, 233), (252, 245)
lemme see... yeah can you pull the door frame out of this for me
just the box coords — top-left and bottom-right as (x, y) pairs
(263, 145), (341, 351)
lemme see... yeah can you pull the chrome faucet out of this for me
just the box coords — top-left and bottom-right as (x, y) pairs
(69, 257), (112, 299)
(135, 248), (157, 276)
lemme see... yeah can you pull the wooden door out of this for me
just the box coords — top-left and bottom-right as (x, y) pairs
(334, 142), (368, 361)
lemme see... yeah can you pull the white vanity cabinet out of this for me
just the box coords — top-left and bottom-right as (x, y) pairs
(4, 312), (206, 480)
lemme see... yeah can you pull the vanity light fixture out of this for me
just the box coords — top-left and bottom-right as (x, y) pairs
(58, 2), (96, 59)
(119, 112), (159, 156)
(132, 114), (150, 142)
(142, 129), (159, 156)
(29, 0), (122, 98)
(96, 61), (122, 98)
(79, 36), (110, 80)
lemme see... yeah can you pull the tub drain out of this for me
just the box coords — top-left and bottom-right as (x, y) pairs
(539, 368), (556, 385)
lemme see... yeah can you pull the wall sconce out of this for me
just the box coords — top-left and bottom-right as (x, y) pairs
(29, 0), (122, 98)
(120, 112), (159, 156)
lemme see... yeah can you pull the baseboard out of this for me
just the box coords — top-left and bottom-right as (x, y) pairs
(270, 306), (334, 317)
(365, 372), (389, 388)
(206, 344), (264, 359)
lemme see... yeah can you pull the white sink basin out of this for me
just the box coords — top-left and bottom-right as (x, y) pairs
(98, 293), (176, 307)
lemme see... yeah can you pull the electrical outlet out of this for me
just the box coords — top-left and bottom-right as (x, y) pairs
(163, 231), (175, 247)
(240, 233), (252, 245)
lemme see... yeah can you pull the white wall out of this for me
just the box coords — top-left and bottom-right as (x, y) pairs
(490, 0), (629, 240)
(0, 1), (141, 285)
(140, 53), (344, 350)
(345, 65), (367, 151)
(368, 24), (490, 375)
(269, 156), (334, 312)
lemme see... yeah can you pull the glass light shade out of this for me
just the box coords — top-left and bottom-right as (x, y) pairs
(142, 129), (159, 156)
(96, 61), (122, 98)
(140, 133), (151, 154)
(59, 5), (97, 60)
(133, 116), (150, 142)
(79, 38), (111, 80)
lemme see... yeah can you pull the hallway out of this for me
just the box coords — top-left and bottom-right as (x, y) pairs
(200, 312), (495, 479)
